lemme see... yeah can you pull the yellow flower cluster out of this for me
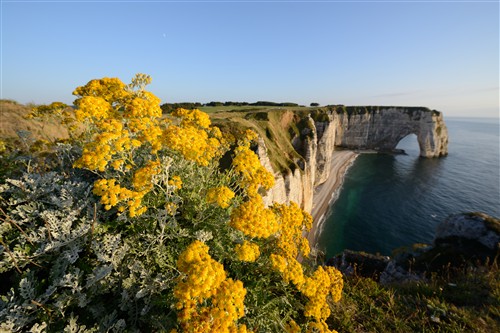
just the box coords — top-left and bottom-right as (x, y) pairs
(195, 278), (247, 332)
(272, 202), (313, 259)
(72, 74), (175, 217)
(270, 256), (343, 331)
(174, 241), (249, 333)
(127, 118), (164, 153)
(163, 109), (223, 166)
(243, 129), (258, 142)
(234, 241), (260, 262)
(285, 319), (301, 333)
(325, 266), (343, 303)
(168, 175), (183, 190)
(165, 202), (178, 216)
(172, 108), (211, 129)
(73, 77), (129, 105)
(74, 119), (135, 172)
(270, 253), (305, 286)
(123, 93), (163, 153)
(307, 320), (338, 333)
(232, 144), (274, 197)
(124, 94), (162, 119)
(74, 96), (114, 122)
(174, 241), (226, 305)
(229, 196), (278, 238)
(298, 266), (343, 332)
(267, 201), (343, 332)
(206, 186), (235, 209)
(300, 266), (331, 320)
(132, 160), (161, 191)
(92, 178), (146, 217)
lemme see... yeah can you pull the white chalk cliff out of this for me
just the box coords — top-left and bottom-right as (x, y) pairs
(258, 106), (449, 213)
(335, 107), (448, 158)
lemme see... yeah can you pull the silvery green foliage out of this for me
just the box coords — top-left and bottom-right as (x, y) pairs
(0, 164), (185, 332)
(0, 145), (243, 332)
(0, 171), (96, 331)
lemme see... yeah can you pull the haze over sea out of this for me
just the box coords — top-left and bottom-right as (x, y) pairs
(318, 117), (500, 258)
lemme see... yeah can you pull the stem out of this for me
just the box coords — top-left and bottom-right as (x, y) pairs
(31, 300), (53, 320)
(87, 203), (97, 252)
(0, 207), (34, 245)
(0, 238), (22, 274)
(42, 217), (53, 242)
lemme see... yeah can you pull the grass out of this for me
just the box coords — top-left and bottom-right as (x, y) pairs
(328, 263), (500, 332)
(199, 105), (312, 114)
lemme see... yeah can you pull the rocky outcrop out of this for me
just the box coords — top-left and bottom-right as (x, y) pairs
(327, 213), (500, 284)
(327, 250), (390, 281)
(335, 107), (448, 157)
(435, 212), (500, 251)
(258, 106), (449, 212)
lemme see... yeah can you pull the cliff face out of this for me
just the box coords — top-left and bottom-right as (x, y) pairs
(255, 106), (449, 212)
(335, 107), (448, 157)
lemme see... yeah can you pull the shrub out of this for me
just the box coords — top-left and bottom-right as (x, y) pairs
(0, 74), (343, 332)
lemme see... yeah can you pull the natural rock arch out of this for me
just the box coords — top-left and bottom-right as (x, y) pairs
(334, 107), (448, 157)
(395, 133), (419, 154)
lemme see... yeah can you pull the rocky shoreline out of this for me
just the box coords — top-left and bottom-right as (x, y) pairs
(327, 212), (500, 284)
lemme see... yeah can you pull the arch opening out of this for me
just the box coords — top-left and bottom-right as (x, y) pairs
(396, 133), (420, 156)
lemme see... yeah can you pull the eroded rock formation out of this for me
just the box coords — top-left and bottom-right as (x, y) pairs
(335, 107), (448, 157)
(258, 106), (449, 211)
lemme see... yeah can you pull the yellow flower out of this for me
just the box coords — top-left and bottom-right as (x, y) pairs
(163, 124), (220, 166)
(272, 202), (312, 259)
(285, 319), (301, 333)
(232, 144), (274, 197)
(92, 178), (147, 217)
(165, 202), (178, 216)
(168, 176), (182, 190)
(132, 160), (161, 191)
(230, 196), (278, 239)
(172, 108), (211, 129)
(74, 96), (113, 122)
(297, 265), (343, 323)
(270, 254), (305, 287)
(326, 266), (343, 303)
(206, 186), (235, 209)
(173, 241), (248, 333)
(234, 241), (260, 262)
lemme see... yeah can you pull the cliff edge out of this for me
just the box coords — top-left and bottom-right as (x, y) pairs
(211, 106), (449, 214)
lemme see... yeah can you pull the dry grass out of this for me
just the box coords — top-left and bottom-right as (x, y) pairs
(0, 100), (69, 141)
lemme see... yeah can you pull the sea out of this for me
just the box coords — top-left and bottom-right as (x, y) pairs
(317, 117), (500, 258)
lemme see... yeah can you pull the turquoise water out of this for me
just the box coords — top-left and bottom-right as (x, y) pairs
(318, 117), (500, 257)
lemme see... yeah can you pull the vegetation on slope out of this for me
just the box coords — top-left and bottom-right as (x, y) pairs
(0, 75), (342, 332)
(328, 263), (499, 332)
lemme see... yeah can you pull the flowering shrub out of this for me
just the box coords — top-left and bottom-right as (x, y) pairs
(0, 74), (343, 332)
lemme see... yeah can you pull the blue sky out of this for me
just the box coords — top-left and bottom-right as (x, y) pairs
(2, 0), (499, 117)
